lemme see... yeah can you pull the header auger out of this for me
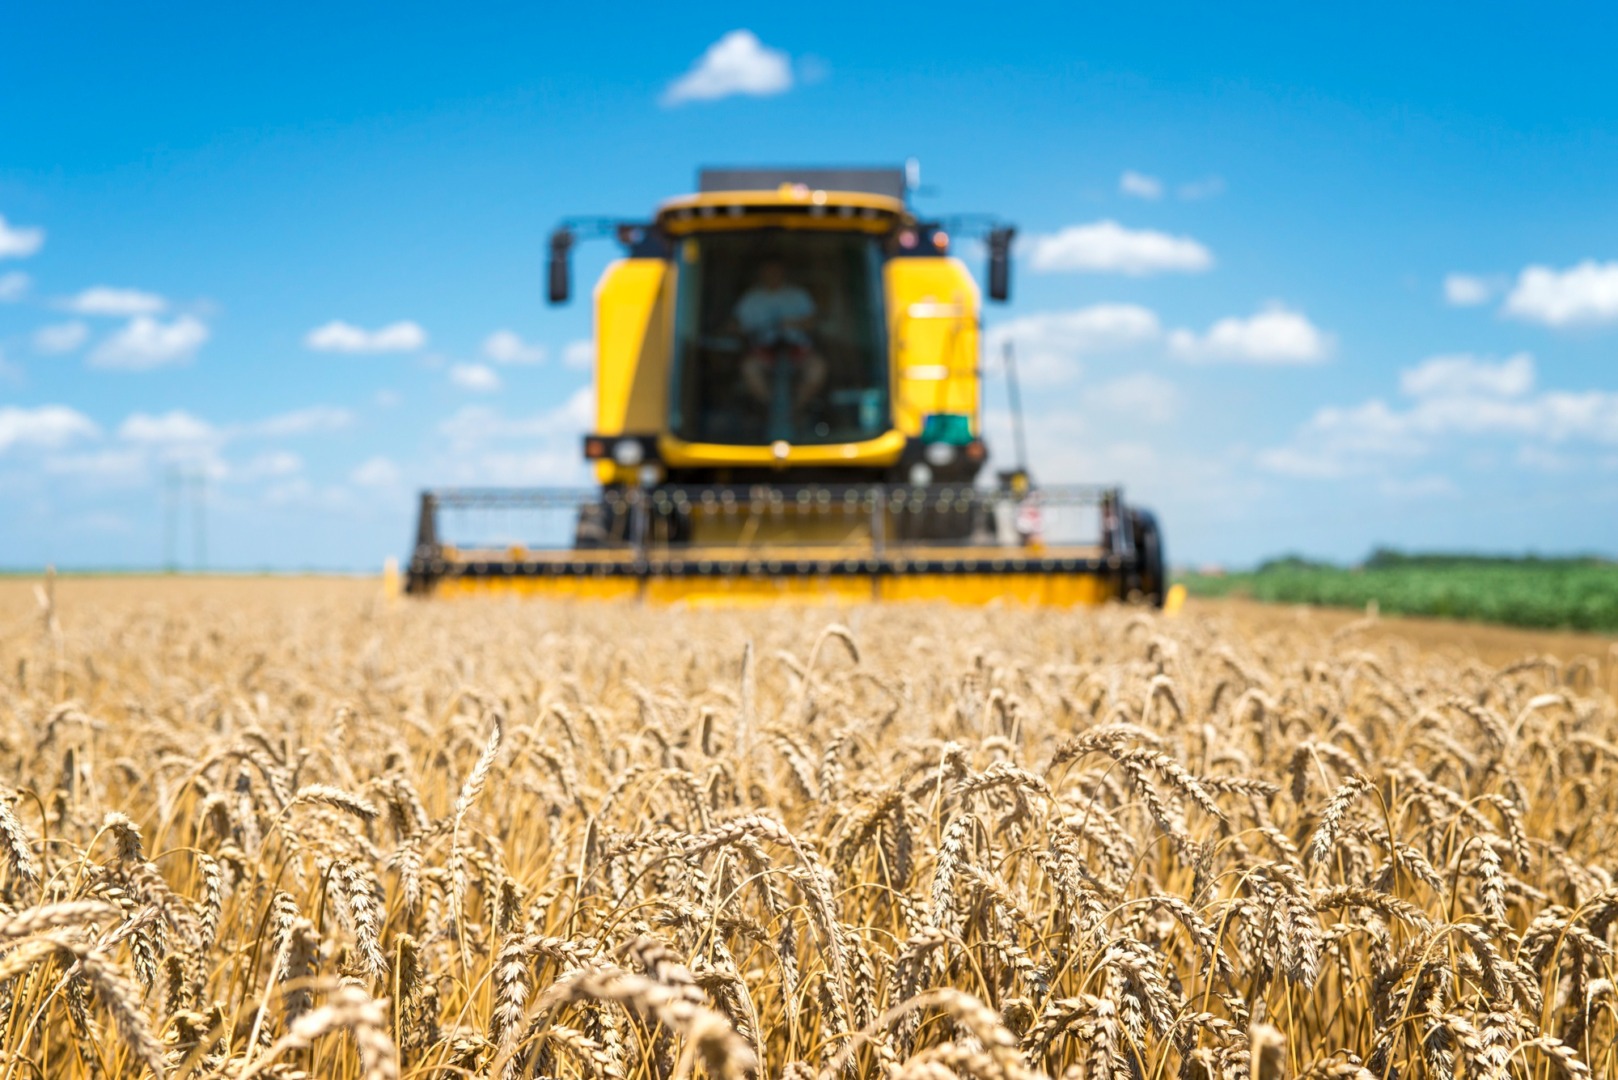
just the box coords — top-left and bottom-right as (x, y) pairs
(407, 166), (1166, 606)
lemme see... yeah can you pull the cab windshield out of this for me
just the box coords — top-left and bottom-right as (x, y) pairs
(669, 231), (890, 446)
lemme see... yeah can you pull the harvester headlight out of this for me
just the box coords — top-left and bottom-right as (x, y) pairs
(612, 439), (645, 467)
(908, 462), (933, 487)
(924, 442), (957, 467)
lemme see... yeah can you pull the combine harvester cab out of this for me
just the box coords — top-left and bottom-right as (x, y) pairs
(407, 166), (1166, 606)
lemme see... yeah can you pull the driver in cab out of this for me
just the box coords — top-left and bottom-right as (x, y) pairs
(731, 257), (828, 412)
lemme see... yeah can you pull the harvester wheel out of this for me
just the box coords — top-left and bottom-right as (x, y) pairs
(1130, 508), (1166, 609)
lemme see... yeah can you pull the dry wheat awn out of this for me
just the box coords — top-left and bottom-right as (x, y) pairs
(0, 582), (1614, 1078)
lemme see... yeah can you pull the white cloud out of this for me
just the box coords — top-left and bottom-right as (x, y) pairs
(259, 478), (313, 508)
(455, 448), (585, 486)
(1118, 171), (1163, 200)
(1443, 273), (1500, 307)
(662, 30), (793, 106)
(259, 478), (353, 511)
(1291, 400), (1425, 462)
(440, 386), (594, 445)
(1503, 260), (1618, 327)
(88, 315), (209, 370)
(304, 319), (426, 353)
(1253, 445), (1355, 479)
(1260, 351), (1618, 479)
(559, 385), (595, 429)
(375, 389), (402, 408)
(248, 405), (355, 437)
(0, 405), (100, 454)
(235, 451), (304, 480)
(797, 54), (830, 85)
(88, 405), (352, 460)
(1084, 373), (1181, 424)
(0, 271), (30, 301)
(32, 321), (90, 355)
(1177, 176), (1226, 201)
(438, 405), (516, 444)
(1027, 220), (1213, 275)
(25, 404), (368, 494)
(0, 215), (45, 259)
(61, 286), (168, 316)
(75, 512), (137, 534)
(1398, 353), (1534, 399)
(985, 304), (1162, 383)
(563, 340), (595, 370)
(117, 410), (217, 445)
(350, 455), (402, 488)
(1516, 445), (1577, 473)
(449, 363), (502, 392)
(1469, 390), (1618, 442)
(1399, 388), (1618, 443)
(1379, 474), (1458, 500)
(483, 329), (546, 365)
(1115, 173), (1223, 201)
(1168, 304), (1330, 365)
(432, 388), (595, 488)
(42, 448), (148, 483)
(979, 401), (1260, 518)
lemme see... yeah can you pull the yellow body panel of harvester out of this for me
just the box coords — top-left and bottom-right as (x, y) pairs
(888, 258), (980, 440)
(406, 169), (1163, 608)
(428, 570), (1115, 606)
(592, 258), (673, 486)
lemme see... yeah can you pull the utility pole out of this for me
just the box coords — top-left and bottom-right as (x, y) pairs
(163, 465), (181, 572)
(191, 470), (207, 571)
(1002, 339), (1029, 474)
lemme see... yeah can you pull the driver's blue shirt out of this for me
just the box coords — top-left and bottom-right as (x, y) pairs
(734, 284), (815, 346)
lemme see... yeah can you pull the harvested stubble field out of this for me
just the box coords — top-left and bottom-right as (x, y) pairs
(2, 577), (1618, 1080)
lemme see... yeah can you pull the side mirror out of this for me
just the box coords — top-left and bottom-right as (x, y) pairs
(986, 226), (1015, 302)
(547, 228), (574, 305)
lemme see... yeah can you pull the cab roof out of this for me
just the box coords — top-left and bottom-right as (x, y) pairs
(659, 188), (906, 216)
(698, 167), (907, 200)
(655, 166), (912, 234)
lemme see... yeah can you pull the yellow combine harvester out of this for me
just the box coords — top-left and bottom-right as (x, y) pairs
(407, 166), (1165, 605)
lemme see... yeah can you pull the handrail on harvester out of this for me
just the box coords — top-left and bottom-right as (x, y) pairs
(415, 482), (1120, 507)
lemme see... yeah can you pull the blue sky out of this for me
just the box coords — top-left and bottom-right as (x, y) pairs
(3, 2), (1616, 570)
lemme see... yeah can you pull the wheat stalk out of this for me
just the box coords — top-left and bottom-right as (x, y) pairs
(1, 583), (1614, 1080)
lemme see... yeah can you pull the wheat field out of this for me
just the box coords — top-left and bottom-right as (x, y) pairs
(2, 578), (1616, 1079)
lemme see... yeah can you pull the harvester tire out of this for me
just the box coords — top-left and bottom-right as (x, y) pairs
(1130, 508), (1166, 609)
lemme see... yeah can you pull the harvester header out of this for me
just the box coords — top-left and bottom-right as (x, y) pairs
(407, 165), (1164, 605)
